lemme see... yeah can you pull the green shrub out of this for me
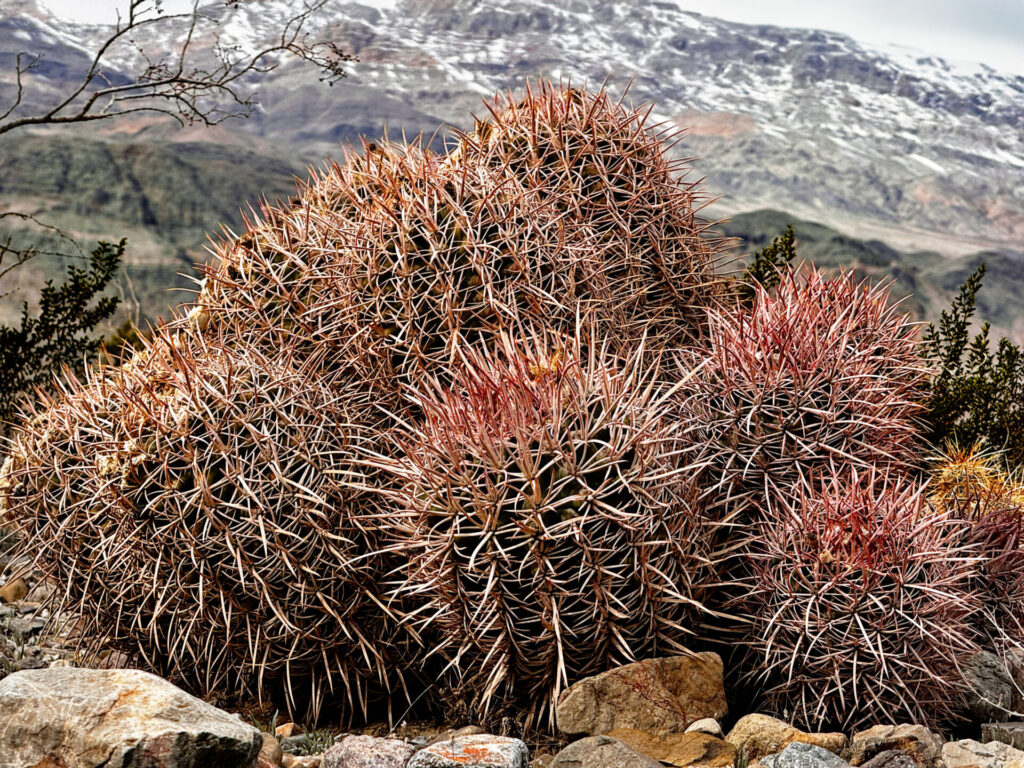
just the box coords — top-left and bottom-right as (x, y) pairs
(0, 239), (122, 437)
(921, 263), (1024, 469)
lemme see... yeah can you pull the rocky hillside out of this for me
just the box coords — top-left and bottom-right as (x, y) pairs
(1, 0), (1022, 333)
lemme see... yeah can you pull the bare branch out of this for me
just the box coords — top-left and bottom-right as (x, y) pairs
(0, 0), (354, 136)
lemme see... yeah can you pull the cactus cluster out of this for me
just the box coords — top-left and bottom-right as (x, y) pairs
(3, 81), (1019, 732)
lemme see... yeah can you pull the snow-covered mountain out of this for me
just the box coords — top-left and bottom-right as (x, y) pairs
(4, 0), (1024, 256)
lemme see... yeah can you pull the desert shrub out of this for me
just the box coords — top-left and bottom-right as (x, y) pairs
(0, 331), (407, 719)
(676, 267), (925, 519)
(921, 264), (1024, 470)
(0, 239), (122, 437)
(737, 224), (797, 305)
(378, 332), (721, 728)
(736, 468), (981, 730)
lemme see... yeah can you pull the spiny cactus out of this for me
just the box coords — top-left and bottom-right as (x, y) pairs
(376, 331), (721, 729)
(676, 267), (925, 519)
(0, 331), (406, 719)
(930, 445), (1024, 645)
(737, 468), (982, 731)
(459, 81), (725, 343)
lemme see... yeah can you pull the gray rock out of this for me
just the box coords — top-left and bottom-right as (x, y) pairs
(322, 734), (415, 768)
(964, 651), (1020, 723)
(761, 743), (853, 768)
(0, 667), (262, 768)
(549, 735), (662, 768)
(983, 723), (1024, 751)
(555, 653), (727, 738)
(860, 751), (917, 768)
(408, 734), (529, 768)
(942, 739), (1024, 768)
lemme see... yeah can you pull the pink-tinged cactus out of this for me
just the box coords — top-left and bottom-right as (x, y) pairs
(736, 468), (982, 730)
(676, 267), (926, 520)
(376, 331), (721, 729)
(0, 332), (407, 720)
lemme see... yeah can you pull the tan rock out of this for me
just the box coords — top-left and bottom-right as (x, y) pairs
(726, 714), (847, 762)
(258, 732), (285, 768)
(688, 719), (725, 738)
(0, 576), (28, 602)
(282, 756), (322, 768)
(844, 725), (944, 767)
(277, 722), (303, 738)
(942, 740), (1024, 768)
(556, 653), (727, 738)
(609, 728), (738, 768)
(0, 667), (262, 768)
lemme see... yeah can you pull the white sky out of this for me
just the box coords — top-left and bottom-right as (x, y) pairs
(39, 0), (1024, 75)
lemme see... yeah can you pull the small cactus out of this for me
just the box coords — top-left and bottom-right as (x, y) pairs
(736, 468), (982, 731)
(676, 267), (925, 519)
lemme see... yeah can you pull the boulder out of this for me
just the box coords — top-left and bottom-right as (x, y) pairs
(964, 651), (1019, 723)
(726, 714), (846, 762)
(687, 719), (725, 739)
(761, 743), (852, 768)
(860, 751), (918, 768)
(984, 723), (1024, 751)
(843, 724), (944, 767)
(555, 654), (727, 738)
(549, 735), (662, 768)
(608, 728), (737, 768)
(322, 734), (415, 768)
(942, 740), (1024, 768)
(0, 667), (262, 768)
(408, 734), (529, 768)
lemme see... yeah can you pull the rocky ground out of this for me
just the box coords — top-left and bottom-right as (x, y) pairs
(5, 561), (1024, 768)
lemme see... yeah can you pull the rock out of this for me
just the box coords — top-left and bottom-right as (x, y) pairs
(427, 725), (487, 745)
(283, 757), (322, 768)
(608, 728), (737, 768)
(843, 724), (944, 767)
(531, 755), (554, 768)
(282, 735), (311, 754)
(687, 719), (725, 738)
(984, 723), (1024, 751)
(322, 734), (416, 768)
(761, 743), (853, 768)
(964, 651), (1019, 722)
(555, 653), (727, 738)
(942, 740), (1024, 768)
(0, 576), (27, 602)
(726, 715), (847, 762)
(549, 735), (662, 768)
(860, 751), (918, 768)
(259, 733), (285, 768)
(0, 667), (262, 768)
(278, 722), (303, 738)
(408, 734), (529, 768)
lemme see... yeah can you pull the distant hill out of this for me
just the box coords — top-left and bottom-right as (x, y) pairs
(2, 0), (1022, 337)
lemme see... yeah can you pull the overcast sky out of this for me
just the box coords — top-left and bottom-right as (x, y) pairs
(40, 0), (1024, 75)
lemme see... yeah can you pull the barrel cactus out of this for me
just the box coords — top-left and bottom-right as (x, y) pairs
(737, 468), (982, 730)
(378, 332), (721, 728)
(676, 267), (925, 519)
(0, 332), (405, 719)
